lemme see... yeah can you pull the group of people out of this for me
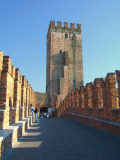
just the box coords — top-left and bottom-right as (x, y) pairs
(40, 108), (51, 118)
(30, 104), (52, 121)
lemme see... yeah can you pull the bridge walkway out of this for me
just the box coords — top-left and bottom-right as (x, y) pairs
(2, 117), (120, 160)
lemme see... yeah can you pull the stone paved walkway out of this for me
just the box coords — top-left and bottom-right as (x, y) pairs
(2, 118), (120, 160)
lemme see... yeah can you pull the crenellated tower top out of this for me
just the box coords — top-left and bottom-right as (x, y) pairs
(47, 20), (81, 38)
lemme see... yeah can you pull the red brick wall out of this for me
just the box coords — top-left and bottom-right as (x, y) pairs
(62, 112), (120, 136)
(0, 52), (36, 130)
(57, 71), (120, 123)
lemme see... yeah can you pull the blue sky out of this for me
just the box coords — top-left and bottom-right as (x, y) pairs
(0, 0), (120, 92)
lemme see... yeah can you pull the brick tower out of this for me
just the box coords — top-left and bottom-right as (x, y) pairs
(46, 21), (83, 111)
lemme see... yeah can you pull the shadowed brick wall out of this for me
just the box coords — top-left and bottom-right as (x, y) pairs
(57, 71), (120, 123)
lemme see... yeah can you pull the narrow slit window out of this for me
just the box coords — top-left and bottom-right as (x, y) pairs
(59, 50), (62, 54)
(73, 80), (76, 85)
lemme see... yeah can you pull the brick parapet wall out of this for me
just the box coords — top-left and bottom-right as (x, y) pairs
(105, 73), (117, 109)
(62, 112), (120, 136)
(71, 90), (75, 108)
(75, 88), (79, 109)
(66, 94), (69, 110)
(0, 51), (36, 158)
(84, 87), (88, 114)
(21, 76), (28, 119)
(0, 56), (15, 127)
(79, 86), (85, 113)
(68, 92), (71, 108)
(14, 68), (22, 122)
(0, 51), (35, 130)
(0, 51), (4, 72)
(3, 56), (15, 79)
(63, 101), (65, 114)
(116, 70), (120, 107)
(31, 89), (35, 107)
(0, 116), (33, 159)
(57, 71), (120, 124)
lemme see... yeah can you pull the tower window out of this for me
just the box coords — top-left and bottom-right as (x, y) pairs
(73, 80), (76, 85)
(65, 34), (68, 38)
(59, 50), (62, 54)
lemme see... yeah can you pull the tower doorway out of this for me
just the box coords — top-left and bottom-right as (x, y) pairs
(40, 107), (48, 113)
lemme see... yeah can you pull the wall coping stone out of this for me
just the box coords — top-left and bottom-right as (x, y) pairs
(112, 108), (120, 111)
(0, 109), (6, 112)
(66, 112), (120, 127)
(0, 116), (32, 141)
(12, 107), (17, 110)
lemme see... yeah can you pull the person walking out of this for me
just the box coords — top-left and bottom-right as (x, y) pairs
(48, 108), (51, 117)
(30, 104), (35, 116)
(35, 107), (38, 122)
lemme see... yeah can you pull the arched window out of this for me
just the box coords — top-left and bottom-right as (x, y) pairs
(65, 34), (68, 38)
